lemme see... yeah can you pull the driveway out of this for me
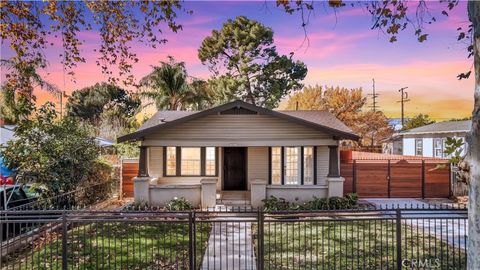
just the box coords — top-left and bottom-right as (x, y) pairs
(365, 198), (467, 249)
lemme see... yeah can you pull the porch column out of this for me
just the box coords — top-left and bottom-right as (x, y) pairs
(327, 145), (340, 177)
(138, 146), (149, 177)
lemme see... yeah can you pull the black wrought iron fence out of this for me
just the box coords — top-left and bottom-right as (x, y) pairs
(0, 206), (468, 270)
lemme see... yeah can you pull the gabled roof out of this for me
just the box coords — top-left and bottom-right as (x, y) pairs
(398, 120), (471, 136)
(117, 100), (359, 142)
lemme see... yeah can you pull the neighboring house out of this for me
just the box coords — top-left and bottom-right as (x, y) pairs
(383, 120), (470, 158)
(118, 100), (359, 208)
(0, 125), (15, 148)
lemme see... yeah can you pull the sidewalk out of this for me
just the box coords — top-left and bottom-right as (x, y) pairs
(201, 217), (257, 270)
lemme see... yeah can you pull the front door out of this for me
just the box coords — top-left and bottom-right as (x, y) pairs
(223, 147), (247, 190)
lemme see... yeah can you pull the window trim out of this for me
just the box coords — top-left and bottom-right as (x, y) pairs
(163, 146), (218, 177)
(269, 146), (317, 185)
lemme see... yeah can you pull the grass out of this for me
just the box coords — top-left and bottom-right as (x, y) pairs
(4, 221), (211, 270)
(257, 218), (466, 270)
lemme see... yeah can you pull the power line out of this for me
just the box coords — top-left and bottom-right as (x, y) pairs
(397, 86), (410, 126)
(368, 78), (380, 112)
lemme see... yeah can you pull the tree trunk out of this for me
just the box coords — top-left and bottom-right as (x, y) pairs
(468, 1), (480, 269)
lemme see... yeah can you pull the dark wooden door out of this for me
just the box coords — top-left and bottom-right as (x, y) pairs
(223, 147), (247, 190)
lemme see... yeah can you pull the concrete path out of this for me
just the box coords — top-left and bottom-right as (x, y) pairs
(365, 198), (467, 249)
(200, 206), (256, 270)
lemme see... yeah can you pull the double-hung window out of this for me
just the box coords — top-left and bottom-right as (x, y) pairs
(415, 139), (423, 156)
(270, 147), (282, 185)
(270, 146), (316, 185)
(164, 147), (217, 176)
(165, 147), (177, 176)
(181, 148), (201, 175)
(433, 138), (444, 158)
(303, 147), (314, 185)
(285, 147), (300, 184)
(205, 147), (216, 176)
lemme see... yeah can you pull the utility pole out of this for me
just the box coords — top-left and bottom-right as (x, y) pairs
(368, 78), (379, 112)
(397, 86), (410, 126)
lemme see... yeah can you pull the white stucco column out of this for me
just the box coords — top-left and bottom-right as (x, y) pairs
(250, 179), (267, 208)
(201, 178), (217, 208)
(133, 176), (151, 204)
(327, 177), (345, 197)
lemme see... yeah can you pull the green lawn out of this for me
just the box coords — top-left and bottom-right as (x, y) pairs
(257, 219), (466, 270)
(4, 221), (211, 270)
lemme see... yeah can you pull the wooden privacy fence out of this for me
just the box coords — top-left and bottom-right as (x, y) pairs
(121, 158), (138, 198)
(341, 159), (451, 198)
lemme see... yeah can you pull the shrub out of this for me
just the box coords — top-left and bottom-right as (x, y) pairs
(1, 103), (99, 196)
(76, 158), (114, 206)
(302, 193), (358, 210)
(263, 193), (358, 211)
(166, 197), (193, 211)
(262, 196), (293, 211)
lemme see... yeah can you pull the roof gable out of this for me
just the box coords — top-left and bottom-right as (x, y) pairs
(117, 100), (359, 142)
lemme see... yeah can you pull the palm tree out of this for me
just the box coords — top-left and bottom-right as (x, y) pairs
(139, 57), (195, 110)
(0, 60), (62, 123)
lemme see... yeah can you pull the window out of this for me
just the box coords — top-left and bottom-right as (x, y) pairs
(164, 147), (217, 176)
(270, 147), (282, 185)
(434, 138), (444, 158)
(285, 147), (300, 184)
(303, 147), (314, 185)
(181, 148), (201, 175)
(166, 147), (176, 176)
(270, 146), (315, 185)
(205, 147), (216, 176)
(415, 139), (423, 156)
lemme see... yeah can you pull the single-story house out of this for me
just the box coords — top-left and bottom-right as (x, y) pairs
(382, 120), (470, 158)
(118, 100), (359, 208)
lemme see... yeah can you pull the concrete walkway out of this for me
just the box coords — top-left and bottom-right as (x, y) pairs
(365, 198), (467, 249)
(201, 207), (256, 270)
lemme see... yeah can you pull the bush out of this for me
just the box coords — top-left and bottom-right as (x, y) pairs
(76, 158), (114, 206)
(262, 196), (293, 211)
(263, 193), (358, 211)
(303, 193), (358, 210)
(1, 103), (99, 196)
(166, 197), (193, 211)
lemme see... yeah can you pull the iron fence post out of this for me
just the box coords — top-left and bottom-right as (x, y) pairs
(62, 211), (68, 270)
(257, 210), (264, 270)
(421, 160), (426, 199)
(352, 159), (357, 193)
(0, 212), (3, 270)
(387, 160), (391, 198)
(188, 211), (195, 270)
(396, 209), (402, 269)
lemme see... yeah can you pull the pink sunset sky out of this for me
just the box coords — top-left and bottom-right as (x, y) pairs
(1, 1), (474, 120)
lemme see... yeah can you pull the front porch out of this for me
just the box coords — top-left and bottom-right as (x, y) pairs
(133, 145), (345, 208)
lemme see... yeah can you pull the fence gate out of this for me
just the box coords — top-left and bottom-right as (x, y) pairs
(342, 159), (451, 198)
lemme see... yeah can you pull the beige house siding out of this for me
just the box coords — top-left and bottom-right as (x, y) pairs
(142, 114), (337, 146)
(316, 146), (329, 185)
(148, 147), (163, 178)
(247, 147), (269, 189)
